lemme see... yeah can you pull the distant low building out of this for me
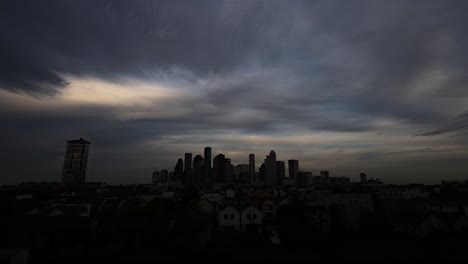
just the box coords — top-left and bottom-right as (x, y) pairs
(379, 186), (429, 200)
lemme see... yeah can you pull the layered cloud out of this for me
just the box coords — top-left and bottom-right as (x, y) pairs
(1, 0), (468, 184)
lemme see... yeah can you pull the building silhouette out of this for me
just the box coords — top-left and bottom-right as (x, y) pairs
(360, 172), (367, 183)
(184, 153), (192, 172)
(192, 155), (204, 185)
(62, 138), (90, 185)
(225, 158), (234, 183)
(249, 154), (255, 185)
(264, 150), (277, 186)
(213, 154), (226, 183)
(203, 147), (212, 185)
(174, 158), (184, 182)
(276, 161), (285, 186)
(320, 170), (330, 183)
(288, 159), (299, 184)
(160, 169), (169, 182)
(152, 170), (161, 184)
(259, 163), (265, 184)
(183, 153), (193, 184)
(234, 164), (249, 183)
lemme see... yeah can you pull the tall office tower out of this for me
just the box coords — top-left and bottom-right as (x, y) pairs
(203, 147), (212, 185)
(168, 172), (175, 182)
(360, 172), (367, 183)
(234, 164), (249, 183)
(174, 158), (184, 182)
(192, 155), (204, 185)
(264, 150), (277, 186)
(298, 171), (313, 185)
(259, 163), (265, 183)
(276, 161), (285, 186)
(313, 175), (322, 185)
(306, 172), (314, 185)
(182, 153), (193, 185)
(225, 160), (234, 183)
(213, 154), (226, 183)
(184, 153), (192, 172)
(288, 159), (299, 184)
(152, 170), (161, 184)
(249, 154), (255, 185)
(62, 138), (90, 185)
(160, 169), (169, 182)
(320, 170), (330, 182)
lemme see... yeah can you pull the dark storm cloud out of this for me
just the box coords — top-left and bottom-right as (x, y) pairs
(2, 0), (468, 184)
(0, 0), (291, 93)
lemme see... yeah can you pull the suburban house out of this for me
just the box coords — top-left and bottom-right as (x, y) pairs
(241, 205), (263, 232)
(218, 205), (241, 231)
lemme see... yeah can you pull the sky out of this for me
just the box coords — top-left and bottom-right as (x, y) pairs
(1, 0), (468, 184)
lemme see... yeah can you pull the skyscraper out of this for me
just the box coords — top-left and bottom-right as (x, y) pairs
(288, 159), (299, 184)
(298, 171), (313, 185)
(234, 164), (249, 183)
(225, 159), (234, 183)
(203, 147), (212, 185)
(259, 163), (265, 184)
(174, 158), (184, 182)
(249, 154), (255, 185)
(264, 150), (277, 186)
(192, 155), (204, 185)
(213, 154), (226, 183)
(184, 153), (192, 172)
(320, 170), (329, 177)
(320, 170), (330, 182)
(276, 161), (285, 186)
(62, 138), (90, 185)
(360, 172), (367, 183)
(183, 153), (193, 185)
(160, 169), (169, 182)
(152, 170), (161, 184)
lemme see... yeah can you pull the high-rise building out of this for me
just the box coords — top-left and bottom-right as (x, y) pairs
(276, 161), (285, 186)
(192, 155), (204, 185)
(62, 138), (90, 185)
(360, 172), (367, 183)
(213, 154), (226, 183)
(225, 160), (234, 183)
(313, 175), (322, 185)
(184, 153), (192, 172)
(234, 164), (249, 183)
(203, 147), (212, 185)
(298, 171), (313, 185)
(174, 158), (184, 182)
(152, 170), (161, 184)
(249, 154), (255, 185)
(288, 159), (299, 184)
(320, 170), (330, 182)
(183, 153), (193, 185)
(160, 169), (169, 182)
(259, 163), (265, 184)
(264, 150), (277, 186)
(168, 172), (175, 182)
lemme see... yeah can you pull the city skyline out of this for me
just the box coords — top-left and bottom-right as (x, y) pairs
(1, 0), (468, 185)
